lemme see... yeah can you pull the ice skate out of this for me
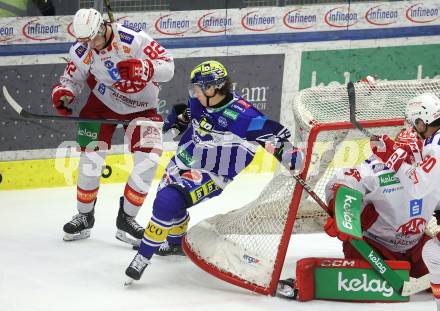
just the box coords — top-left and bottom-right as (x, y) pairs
(63, 210), (95, 241)
(124, 253), (150, 285)
(116, 197), (145, 247)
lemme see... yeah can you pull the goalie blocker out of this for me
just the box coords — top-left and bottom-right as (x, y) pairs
(278, 258), (410, 302)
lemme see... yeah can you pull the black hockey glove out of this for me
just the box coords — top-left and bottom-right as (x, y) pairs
(163, 104), (191, 135)
(434, 210), (440, 225)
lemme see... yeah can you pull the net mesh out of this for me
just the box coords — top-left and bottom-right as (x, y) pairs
(185, 78), (440, 290)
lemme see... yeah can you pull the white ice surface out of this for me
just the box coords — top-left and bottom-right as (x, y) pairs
(0, 173), (435, 311)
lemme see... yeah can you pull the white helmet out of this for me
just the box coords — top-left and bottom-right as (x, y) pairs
(405, 93), (440, 126)
(73, 8), (103, 40)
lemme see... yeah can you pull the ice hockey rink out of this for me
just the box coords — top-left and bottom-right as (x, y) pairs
(0, 173), (435, 311)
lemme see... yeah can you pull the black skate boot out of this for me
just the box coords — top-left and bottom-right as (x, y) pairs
(63, 209), (95, 241)
(155, 240), (186, 256)
(277, 278), (298, 299)
(124, 253), (150, 285)
(116, 196), (145, 247)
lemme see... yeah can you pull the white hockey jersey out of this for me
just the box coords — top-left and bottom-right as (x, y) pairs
(325, 143), (440, 252)
(59, 23), (174, 115)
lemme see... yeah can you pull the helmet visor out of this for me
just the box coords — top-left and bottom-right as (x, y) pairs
(188, 83), (216, 98)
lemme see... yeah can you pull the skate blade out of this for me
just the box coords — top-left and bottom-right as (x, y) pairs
(115, 230), (141, 247)
(63, 229), (91, 241)
(124, 278), (134, 286)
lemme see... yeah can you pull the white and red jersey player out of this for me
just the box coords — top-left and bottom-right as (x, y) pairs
(53, 8), (174, 245)
(324, 127), (434, 278)
(60, 22), (173, 115)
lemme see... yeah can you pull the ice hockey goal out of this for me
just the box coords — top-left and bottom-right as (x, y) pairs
(182, 78), (440, 296)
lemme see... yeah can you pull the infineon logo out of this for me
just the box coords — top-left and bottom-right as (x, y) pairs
(155, 14), (190, 36)
(365, 4), (399, 26)
(406, 3), (439, 24)
(0, 25), (14, 42)
(22, 19), (60, 41)
(283, 9), (317, 30)
(324, 6), (358, 28)
(197, 12), (232, 33)
(241, 10), (276, 32)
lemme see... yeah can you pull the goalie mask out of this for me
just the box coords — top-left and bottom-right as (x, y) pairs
(73, 8), (104, 40)
(405, 93), (440, 138)
(188, 60), (228, 99)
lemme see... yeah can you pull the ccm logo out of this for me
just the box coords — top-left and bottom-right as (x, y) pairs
(320, 259), (356, 267)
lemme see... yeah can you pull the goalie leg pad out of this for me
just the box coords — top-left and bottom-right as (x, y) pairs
(294, 257), (410, 302)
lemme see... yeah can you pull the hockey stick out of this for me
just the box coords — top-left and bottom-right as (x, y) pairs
(2, 86), (162, 126)
(347, 82), (379, 141)
(103, 0), (115, 22)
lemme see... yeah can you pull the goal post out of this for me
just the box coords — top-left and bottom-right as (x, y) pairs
(182, 78), (440, 296)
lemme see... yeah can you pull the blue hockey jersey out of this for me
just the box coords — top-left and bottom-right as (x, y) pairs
(173, 93), (303, 180)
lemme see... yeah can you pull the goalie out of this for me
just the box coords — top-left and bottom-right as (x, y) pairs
(279, 93), (440, 305)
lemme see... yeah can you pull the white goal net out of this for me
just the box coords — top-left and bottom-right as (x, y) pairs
(183, 78), (440, 295)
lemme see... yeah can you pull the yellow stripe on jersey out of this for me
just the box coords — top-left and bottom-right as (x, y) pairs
(169, 217), (190, 237)
(144, 220), (170, 243)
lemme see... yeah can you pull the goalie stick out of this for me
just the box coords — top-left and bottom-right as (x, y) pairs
(2, 86), (163, 126)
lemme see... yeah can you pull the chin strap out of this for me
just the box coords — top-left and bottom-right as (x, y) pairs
(203, 89), (218, 107)
(102, 24), (113, 49)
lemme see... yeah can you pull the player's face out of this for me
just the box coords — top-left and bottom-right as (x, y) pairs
(409, 119), (428, 139)
(78, 35), (104, 49)
(77, 25), (107, 50)
(189, 84), (216, 107)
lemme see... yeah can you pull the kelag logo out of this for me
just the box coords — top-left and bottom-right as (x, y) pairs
(22, 19), (60, 41)
(197, 12), (232, 33)
(324, 6), (358, 28)
(406, 3), (439, 24)
(283, 9), (317, 30)
(365, 5), (399, 26)
(154, 14), (190, 35)
(241, 10), (276, 32)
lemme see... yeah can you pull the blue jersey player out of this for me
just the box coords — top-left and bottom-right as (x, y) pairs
(124, 60), (304, 283)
